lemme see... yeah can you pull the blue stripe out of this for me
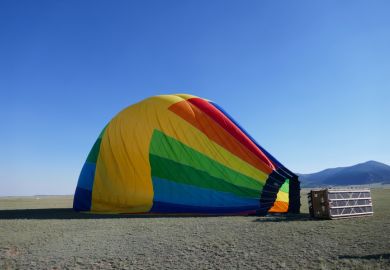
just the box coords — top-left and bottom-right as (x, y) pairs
(73, 162), (95, 211)
(76, 162), (96, 191)
(152, 177), (259, 209)
(73, 187), (92, 211)
(151, 201), (258, 214)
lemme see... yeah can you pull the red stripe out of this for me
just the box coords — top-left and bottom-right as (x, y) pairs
(187, 98), (275, 171)
(169, 100), (273, 174)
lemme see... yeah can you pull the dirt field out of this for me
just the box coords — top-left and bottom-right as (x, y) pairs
(1, 189), (389, 269)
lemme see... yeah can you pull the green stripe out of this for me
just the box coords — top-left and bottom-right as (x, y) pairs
(86, 125), (108, 164)
(279, 179), (290, 193)
(150, 154), (260, 198)
(149, 130), (263, 192)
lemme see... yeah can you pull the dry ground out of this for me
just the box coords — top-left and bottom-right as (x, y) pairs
(0, 189), (389, 269)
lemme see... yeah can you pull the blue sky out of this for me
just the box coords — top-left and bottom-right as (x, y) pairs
(1, 1), (389, 196)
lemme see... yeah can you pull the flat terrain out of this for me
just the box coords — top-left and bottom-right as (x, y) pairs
(1, 189), (389, 269)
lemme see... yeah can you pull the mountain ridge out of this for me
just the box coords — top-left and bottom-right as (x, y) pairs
(298, 160), (390, 187)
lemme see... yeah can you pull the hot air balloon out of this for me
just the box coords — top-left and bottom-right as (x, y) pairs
(73, 94), (300, 215)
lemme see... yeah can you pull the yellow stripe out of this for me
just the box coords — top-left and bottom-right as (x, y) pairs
(275, 190), (289, 203)
(92, 94), (268, 213)
(92, 95), (193, 212)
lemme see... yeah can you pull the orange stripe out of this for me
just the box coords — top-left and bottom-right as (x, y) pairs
(268, 201), (289, 213)
(169, 100), (273, 175)
(188, 98), (274, 170)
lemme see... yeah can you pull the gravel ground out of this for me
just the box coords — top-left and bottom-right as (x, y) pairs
(0, 189), (389, 269)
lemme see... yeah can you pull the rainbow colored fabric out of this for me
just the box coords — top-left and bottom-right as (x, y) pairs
(73, 94), (300, 214)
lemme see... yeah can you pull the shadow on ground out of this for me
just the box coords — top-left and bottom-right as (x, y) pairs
(339, 254), (390, 260)
(253, 213), (314, 222)
(0, 208), (314, 220)
(0, 208), (222, 219)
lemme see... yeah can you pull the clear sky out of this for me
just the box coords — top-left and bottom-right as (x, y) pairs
(1, 1), (389, 196)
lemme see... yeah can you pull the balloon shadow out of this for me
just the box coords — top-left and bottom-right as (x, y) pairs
(0, 208), (259, 220)
(338, 254), (390, 260)
(253, 213), (315, 222)
(0, 209), (314, 221)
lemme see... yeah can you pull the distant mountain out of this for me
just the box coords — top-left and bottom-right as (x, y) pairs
(298, 161), (390, 187)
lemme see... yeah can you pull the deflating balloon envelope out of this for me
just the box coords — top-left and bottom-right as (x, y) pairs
(73, 94), (300, 215)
